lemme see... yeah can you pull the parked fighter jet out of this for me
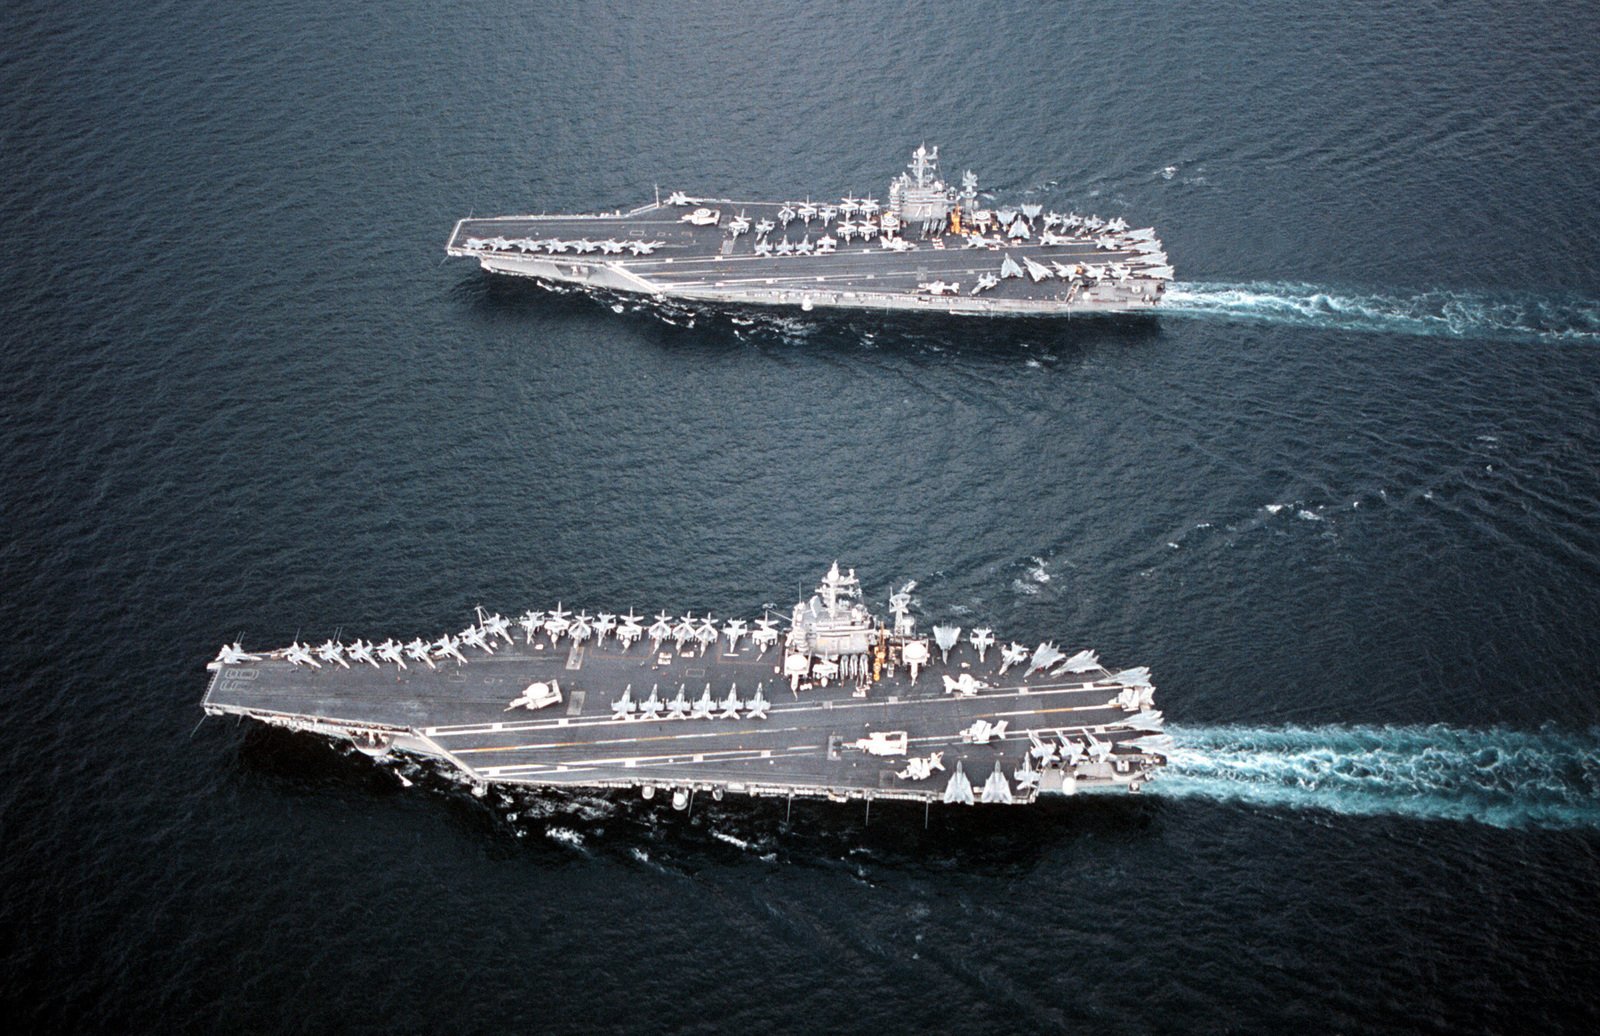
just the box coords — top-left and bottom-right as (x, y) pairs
(942, 762), (975, 805)
(345, 639), (379, 668)
(433, 635), (467, 666)
(752, 615), (779, 654)
(744, 685), (770, 719)
(375, 639), (406, 667)
(969, 628), (995, 662)
(316, 640), (350, 668)
(932, 625), (961, 663)
(672, 613), (696, 649)
(727, 212), (751, 237)
(969, 273), (999, 294)
(896, 752), (946, 781)
(665, 191), (691, 206)
(961, 718), (1009, 743)
(611, 686), (637, 720)
(459, 625), (493, 654)
(881, 236), (913, 252)
(481, 612), (514, 646)
(666, 685), (690, 719)
(753, 218), (775, 238)
(718, 686), (743, 719)
(777, 205), (796, 226)
(208, 642), (261, 669)
(404, 638), (436, 669)
(518, 610), (544, 643)
(284, 641), (319, 668)
(598, 239), (624, 254)
(595, 613), (618, 642)
(1025, 642), (1065, 676)
(618, 609), (644, 649)
(691, 684), (715, 719)
(568, 612), (593, 643)
(722, 619), (749, 653)
(625, 240), (663, 255)
(998, 642), (1029, 675)
(753, 239), (773, 256)
(647, 611), (673, 650)
(639, 685), (663, 720)
(981, 761), (1015, 803)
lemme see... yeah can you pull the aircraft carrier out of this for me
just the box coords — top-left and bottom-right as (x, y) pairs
(446, 146), (1172, 317)
(204, 564), (1170, 808)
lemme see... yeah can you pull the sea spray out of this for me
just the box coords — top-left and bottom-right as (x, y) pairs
(1154, 722), (1600, 829)
(1162, 282), (1600, 345)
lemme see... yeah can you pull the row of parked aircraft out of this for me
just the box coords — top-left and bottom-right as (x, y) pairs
(611, 683), (773, 721)
(462, 236), (664, 256)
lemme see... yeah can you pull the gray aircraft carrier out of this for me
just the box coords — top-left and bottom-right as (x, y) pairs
(204, 564), (1169, 808)
(446, 146), (1172, 317)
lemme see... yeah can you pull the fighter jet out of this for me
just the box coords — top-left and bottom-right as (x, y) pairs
(598, 239), (625, 254)
(672, 613), (696, 649)
(896, 752), (946, 781)
(626, 240), (662, 255)
(753, 218), (775, 238)
(818, 204), (838, 224)
(691, 684), (715, 719)
(777, 204), (797, 226)
(751, 615), (779, 654)
(284, 641), (319, 668)
(718, 685), (743, 719)
(999, 255), (1025, 279)
(1025, 641), (1065, 677)
(998, 642), (1029, 675)
(815, 234), (837, 254)
(744, 685), (770, 719)
(404, 638), (436, 670)
(796, 236), (814, 255)
(1038, 230), (1071, 247)
(942, 762), (975, 805)
(961, 718), (1009, 744)
(1028, 729), (1060, 764)
(981, 762), (1015, 803)
(774, 237), (794, 256)
(665, 191), (691, 206)
(722, 619), (749, 653)
(618, 609), (644, 650)
(1023, 257), (1053, 282)
(1054, 648), (1100, 675)
(573, 239), (598, 253)
(666, 684), (690, 719)
(932, 625), (962, 663)
(639, 685), (663, 720)
(881, 236), (913, 252)
(463, 237), (486, 250)
(459, 625), (494, 654)
(432, 635), (467, 666)
(753, 239), (773, 256)
(315, 640), (350, 668)
(208, 642), (261, 669)
(374, 639), (406, 667)
(727, 212), (751, 237)
(611, 685), (637, 721)
(1084, 730), (1112, 764)
(969, 628), (995, 662)
(546, 239), (571, 253)
(568, 612), (593, 644)
(1014, 755), (1041, 790)
(594, 613), (617, 642)
(647, 611), (673, 651)
(518, 610), (544, 643)
(482, 612), (514, 646)
(345, 639), (379, 671)
(694, 616), (718, 652)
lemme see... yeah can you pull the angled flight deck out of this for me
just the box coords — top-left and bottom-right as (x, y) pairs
(205, 564), (1169, 807)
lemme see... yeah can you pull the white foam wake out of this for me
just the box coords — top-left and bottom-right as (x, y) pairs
(1162, 281), (1600, 345)
(1152, 723), (1600, 830)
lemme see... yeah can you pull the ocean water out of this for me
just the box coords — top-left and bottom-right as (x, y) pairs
(4, 1), (1600, 1032)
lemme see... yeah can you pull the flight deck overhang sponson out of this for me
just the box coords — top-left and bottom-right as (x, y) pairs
(203, 564), (1169, 808)
(446, 146), (1173, 318)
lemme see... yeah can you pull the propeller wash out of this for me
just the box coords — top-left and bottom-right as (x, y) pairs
(204, 564), (1169, 808)
(447, 146), (1172, 317)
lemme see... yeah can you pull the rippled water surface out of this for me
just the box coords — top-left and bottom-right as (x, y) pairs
(4, 2), (1600, 1032)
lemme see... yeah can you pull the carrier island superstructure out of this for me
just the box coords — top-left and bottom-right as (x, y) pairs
(204, 564), (1170, 809)
(446, 147), (1173, 318)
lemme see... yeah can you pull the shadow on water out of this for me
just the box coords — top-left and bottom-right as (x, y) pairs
(449, 271), (1162, 361)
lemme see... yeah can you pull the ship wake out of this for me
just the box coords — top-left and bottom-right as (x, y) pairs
(1162, 281), (1600, 345)
(1154, 723), (1600, 830)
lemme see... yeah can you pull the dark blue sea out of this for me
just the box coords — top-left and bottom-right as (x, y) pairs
(5, 2), (1600, 1032)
